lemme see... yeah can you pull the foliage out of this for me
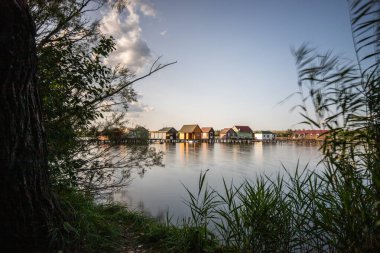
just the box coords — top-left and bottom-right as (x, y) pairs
(179, 165), (376, 252)
(29, 0), (174, 192)
(273, 129), (294, 137)
(54, 189), (126, 252)
(182, 171), (220, 252)
(52, 144), (164, 194)
(126, 125), (150, 140)
(56, 167), (373, 252)
(293, 0), (379, 237)
(30, 0), (105, 49)
(55, 188), (226, 253)
(27, 0), (380, 252)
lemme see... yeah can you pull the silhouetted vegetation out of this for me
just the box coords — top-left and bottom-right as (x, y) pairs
(1, 0), (378, 252)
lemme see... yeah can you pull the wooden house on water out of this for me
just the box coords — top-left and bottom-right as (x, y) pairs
(255, 131), (276, 141)
(201, 127), (215, 140)
(127, 126), (149, 139)
(219, 128), (237, 139)
(97, 128), (124, 141)
(149, 127), (178, 140)
(232, 125), (253, 139)
(179, 124), (202, 140)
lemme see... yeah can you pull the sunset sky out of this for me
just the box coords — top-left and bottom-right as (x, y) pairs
(99, 0), (356, 131)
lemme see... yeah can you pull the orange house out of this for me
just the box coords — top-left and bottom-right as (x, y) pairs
(201, 127), (215, 140)
(179, 124), (202, 140)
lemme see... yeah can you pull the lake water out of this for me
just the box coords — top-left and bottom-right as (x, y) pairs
(111, 142), (323, 220)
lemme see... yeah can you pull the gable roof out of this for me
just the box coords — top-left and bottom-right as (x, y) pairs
(220, 128), (235, 134)
(158, 127), (177, 133)
(233, 125), (253, 133)
(179, 124), (201, 133)
(201, 127), (214, 133)
(129, 126), (148, 132)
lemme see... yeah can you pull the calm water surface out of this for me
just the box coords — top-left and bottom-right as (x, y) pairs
(112, 142), (323, 220)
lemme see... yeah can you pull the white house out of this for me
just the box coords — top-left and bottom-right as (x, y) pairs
(149, 127), (178, 140)
(255, 131), (276, 141)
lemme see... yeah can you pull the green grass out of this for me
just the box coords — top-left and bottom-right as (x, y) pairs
(54, 189), (131, 252)
(51, 158), (378, 253)
(52, 189), (223, 253)
(180, 165), (378, 253)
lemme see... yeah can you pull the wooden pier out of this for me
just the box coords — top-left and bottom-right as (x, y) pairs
(80, 137), (324, 145)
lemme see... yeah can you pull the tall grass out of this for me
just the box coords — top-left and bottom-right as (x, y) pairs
(181, 162), (377, 252)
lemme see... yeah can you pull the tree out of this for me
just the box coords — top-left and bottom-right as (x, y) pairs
(0, 0), (63, 251)
(0, 0), (171, 250)
(30, 0), (174, 191)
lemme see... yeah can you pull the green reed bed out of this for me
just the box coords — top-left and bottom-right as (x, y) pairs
(179, 163), (377, 253)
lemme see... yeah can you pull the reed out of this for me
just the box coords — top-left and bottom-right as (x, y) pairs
(182, 159), (377, 252)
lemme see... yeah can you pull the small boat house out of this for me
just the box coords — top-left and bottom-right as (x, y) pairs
(149, 127), (178, 140)
(201, 127), (215, 140)
(179, 124), (202, 140)
(255, 131), (276, 141)
(232, 125), (254, 139)
(219, 128), (237, 139)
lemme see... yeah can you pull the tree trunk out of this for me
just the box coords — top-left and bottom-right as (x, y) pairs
(0, 0), (62, 251)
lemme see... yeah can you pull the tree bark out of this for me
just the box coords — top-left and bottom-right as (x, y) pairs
(0, 0), (61, 251)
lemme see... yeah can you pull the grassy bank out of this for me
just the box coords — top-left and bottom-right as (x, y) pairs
(55, 189), (221, 253)
(54, 157), (378, 253)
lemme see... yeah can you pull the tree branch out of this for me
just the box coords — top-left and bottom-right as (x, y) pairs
(90, 59), (177, 108)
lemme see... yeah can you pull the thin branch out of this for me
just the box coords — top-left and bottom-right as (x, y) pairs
(90, 59), (177, 108)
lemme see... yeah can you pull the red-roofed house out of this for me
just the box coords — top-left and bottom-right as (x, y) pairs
(232, 125), (254, 139)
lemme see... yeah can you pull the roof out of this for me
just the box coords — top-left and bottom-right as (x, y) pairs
(220, 128), (235, 134)
(233, 125), (253, 133)
(201, 127), (214, 133)
(294, 130), (328, 135)
(158, 127), (177, 133)
(179, 124), (201, 133)
(124, 127), (147, 133)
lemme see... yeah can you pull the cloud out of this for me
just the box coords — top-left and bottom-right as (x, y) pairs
(160, 30), (167, 36)
(100, 1), (157, 72)
(128, 101), (154, 113)
(97, 87), (153, 122)
(140, 3), (156, 17)
(126, 103), (153, 119)
(126, 93), (154, 119)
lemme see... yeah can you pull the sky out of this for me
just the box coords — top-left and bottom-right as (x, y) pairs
(98, 0), (356, 131)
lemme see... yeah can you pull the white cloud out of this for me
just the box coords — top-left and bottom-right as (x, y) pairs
(160, 30), (167, 36)
(128, 101), (154, 113)
(97, 96), (154, 123)
(126, 94), (154, 120)
(100, 0), (157, 72)
(140, 2), (156, 17)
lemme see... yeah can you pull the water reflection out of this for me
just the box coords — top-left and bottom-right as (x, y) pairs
(112, 142), (322, 220)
